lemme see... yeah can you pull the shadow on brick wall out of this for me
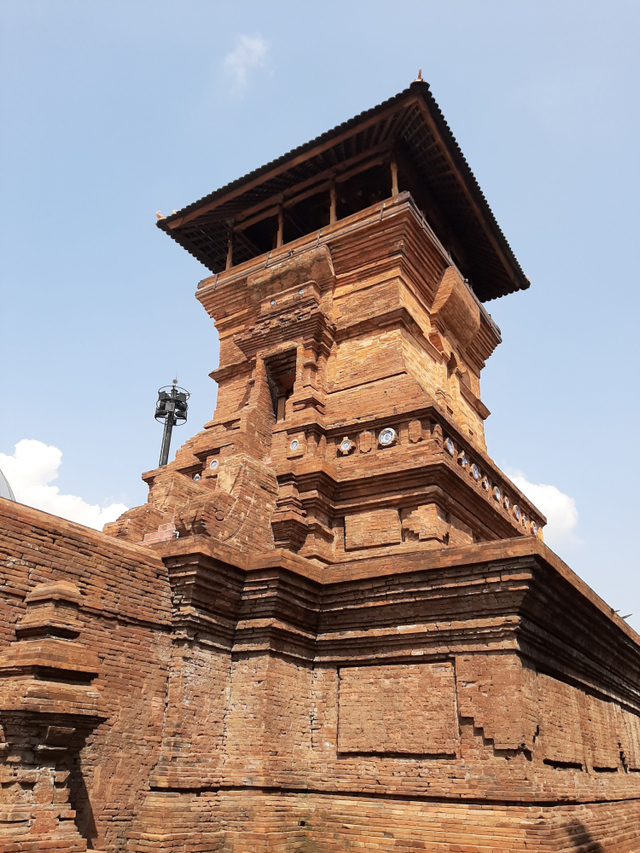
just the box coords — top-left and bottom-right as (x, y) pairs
(67, 753), (98, 849)
(565, 820), (605, 853)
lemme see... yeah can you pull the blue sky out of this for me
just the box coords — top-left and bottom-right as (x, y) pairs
(2, 1), (639, 629)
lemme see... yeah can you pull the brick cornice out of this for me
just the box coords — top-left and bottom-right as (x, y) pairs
(156, 537), (640, 712)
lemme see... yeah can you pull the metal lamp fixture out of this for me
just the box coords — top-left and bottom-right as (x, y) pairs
(155, 379), (189, 467)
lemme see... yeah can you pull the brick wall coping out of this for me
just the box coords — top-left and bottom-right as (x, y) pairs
(151, 530), (639, 647)
(0, 497), (171, 627)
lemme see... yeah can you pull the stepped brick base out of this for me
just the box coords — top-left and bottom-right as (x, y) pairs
(129, 792), (640, 853)
(1, 499), (639, 852)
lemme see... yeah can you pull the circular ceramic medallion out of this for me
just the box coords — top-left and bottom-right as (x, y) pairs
(340, 438), (352, 453)
(193, 473), (201, 481)
(472, 463), (480, 480)
(504, 496), (510, 510)
(290, 439), (299, 451)
(493, 486), (501, 501)
(531, 521), (538, 535)
(445, 438), (455, 456)
(379, 428), (396, 446)
(514, 505), (521, 521)
(298, 288), (304, 295)
(210, 459), (218, 470)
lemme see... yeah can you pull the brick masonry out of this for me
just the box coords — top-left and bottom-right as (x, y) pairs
(2, 497), (640, 851)
(2, 85), (640, 850)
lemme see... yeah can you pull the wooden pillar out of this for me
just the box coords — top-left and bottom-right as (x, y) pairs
(226, 228), (234, 270)
(390, 158), (399, 197)
(329, 181), (337, 225)
(277, 205), (284, 248)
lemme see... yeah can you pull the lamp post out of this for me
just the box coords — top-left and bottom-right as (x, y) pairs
(155, 379), (189, 467)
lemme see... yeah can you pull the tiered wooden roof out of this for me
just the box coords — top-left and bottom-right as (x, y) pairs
(157, 81), (528, 302)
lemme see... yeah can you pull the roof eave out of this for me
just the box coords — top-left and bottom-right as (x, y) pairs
(156, 82), (530, 299)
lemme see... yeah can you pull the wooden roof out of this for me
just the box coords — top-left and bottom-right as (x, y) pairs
(157, 81), (528, 302)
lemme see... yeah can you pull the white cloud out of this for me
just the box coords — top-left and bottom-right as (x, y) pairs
(507, 469), (581, 552)
(0, 439), (127, 531)
(223, 33), (268, 97)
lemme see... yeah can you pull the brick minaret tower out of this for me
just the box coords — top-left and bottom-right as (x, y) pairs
(2, 81), (639, 853)
(109, 80), (545, 560)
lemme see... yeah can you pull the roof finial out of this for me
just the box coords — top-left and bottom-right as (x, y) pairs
(413, 68), (424, 83)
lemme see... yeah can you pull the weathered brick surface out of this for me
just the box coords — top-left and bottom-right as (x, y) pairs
(3, 497), (640, 850)
(107, 200), (545, 563)
(4, 88), (640, 850)
(127, 791), (640, 852)
(337, 662), (458, 755)
(0, 500), (172, 852)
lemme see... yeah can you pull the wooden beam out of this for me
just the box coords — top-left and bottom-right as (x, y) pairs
(413, 97), (520, 288)
(167, 100), (416, 227)
(232, 204), (280, 233)
(234, 153), (388, 234)
(225, 143), (391, 228)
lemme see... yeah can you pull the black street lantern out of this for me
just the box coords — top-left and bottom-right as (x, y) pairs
(155, 379), (190, 467)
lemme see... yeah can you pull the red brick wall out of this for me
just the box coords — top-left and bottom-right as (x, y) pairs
(128, 790), (640, 853)
(0, 499), (173, 851)
(2, 498), (640, 852)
